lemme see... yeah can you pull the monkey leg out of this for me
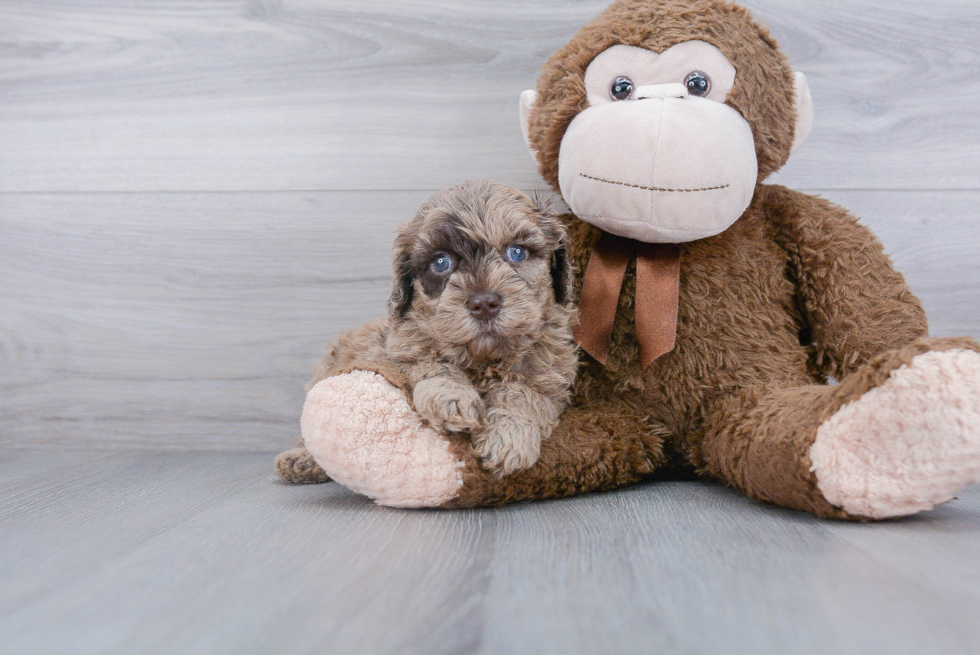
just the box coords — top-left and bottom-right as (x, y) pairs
(274, 445), (330, 484)
(697, 337), (980, 520)
(300, 369), (669, 508)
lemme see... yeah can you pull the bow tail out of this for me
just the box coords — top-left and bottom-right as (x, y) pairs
(573, 234), (681, 370)
(572, 234), (633, 365)
(635, 242), (680, 369)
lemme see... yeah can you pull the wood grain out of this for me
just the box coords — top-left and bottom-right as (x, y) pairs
(0, 191), (423, 449)
(2, 189), (977, 450)
(0, 451), (494, 654)
(0, 0), (978, 192)
(1, 451), (978, 654)
(483, 482), (980, 653)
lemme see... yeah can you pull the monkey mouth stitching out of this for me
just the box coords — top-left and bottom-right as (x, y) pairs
(580, 174), (729, 193)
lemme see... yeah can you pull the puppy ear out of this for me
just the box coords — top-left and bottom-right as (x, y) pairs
(550, 242), (574, 306)
(527, 188), (562, 218)
(388, 229), (415, 318)
(526, 190), (573, 305)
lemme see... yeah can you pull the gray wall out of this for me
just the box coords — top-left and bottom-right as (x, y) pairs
(2, 0), (978, 450)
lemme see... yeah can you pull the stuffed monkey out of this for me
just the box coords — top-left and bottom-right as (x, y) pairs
(279, 0), (980, 519)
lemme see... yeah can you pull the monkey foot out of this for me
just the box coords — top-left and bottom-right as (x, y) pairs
(301, 370), (465, 508)
(810, 349), (980, 519)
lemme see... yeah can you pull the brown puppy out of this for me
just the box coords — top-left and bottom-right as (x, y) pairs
(276, 179), (578, 480)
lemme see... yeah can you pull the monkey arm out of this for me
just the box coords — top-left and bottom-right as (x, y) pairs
(764, 185), (928, 381)
(278, 317), (390, 484)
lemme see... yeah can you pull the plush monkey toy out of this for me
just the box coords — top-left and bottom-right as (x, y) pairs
(283, 0), (980, 519)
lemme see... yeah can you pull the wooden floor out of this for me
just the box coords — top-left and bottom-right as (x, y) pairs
(3, 1), (980, 652)
(2, 450), (979, 654)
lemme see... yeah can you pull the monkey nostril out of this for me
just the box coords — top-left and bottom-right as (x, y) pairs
(466, 292), (503, 320)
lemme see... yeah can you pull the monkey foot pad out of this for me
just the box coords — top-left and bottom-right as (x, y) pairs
(302, 370), (465, 507)
(811, 349), (980, 519)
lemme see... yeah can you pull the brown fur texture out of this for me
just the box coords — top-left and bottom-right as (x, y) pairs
(439, 0), (980, 518)
(280, 0), (980, 520)
(443, 186), (980, 518)
(276, 180), (579, 481)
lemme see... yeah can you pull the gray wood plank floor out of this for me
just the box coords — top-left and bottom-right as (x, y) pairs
(2, 450), (980, 655)
(3, 1), (980, 652)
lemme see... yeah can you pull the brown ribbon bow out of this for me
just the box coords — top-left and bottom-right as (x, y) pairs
(573, 233), (680, 370)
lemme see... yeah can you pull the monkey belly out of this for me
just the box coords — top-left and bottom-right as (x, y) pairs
(574, 205), (815, 452)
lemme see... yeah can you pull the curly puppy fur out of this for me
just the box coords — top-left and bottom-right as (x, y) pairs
(276, 180), (579, 482)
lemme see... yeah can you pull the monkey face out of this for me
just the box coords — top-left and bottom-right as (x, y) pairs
(557, 42), (759, 243)
(519, 2), (815, 244)
(390, 180), (572, 362)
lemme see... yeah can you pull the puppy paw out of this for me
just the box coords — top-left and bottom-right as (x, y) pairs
(412, 377), (486, 433)
(473, 412), (543, 477)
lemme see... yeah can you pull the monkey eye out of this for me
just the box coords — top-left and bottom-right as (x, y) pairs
(684, 71), (711, 97)
(610, 76), (634, 101)
(430, 252), (454, 274)
(505, 245), (528, 263)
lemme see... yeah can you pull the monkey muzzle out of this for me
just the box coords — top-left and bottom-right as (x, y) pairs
(557, 90), (758, 244)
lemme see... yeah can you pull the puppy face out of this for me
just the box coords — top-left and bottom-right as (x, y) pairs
(390, 179), (572, 362)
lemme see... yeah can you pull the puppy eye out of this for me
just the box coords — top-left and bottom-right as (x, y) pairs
(505, 245), (527, 263)
(610, 76), (634, 101)
(430, 252), (454, 274)
(684, 71), (711, 97)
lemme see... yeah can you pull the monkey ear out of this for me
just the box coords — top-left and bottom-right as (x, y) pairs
(790, 72), (814, 155)
(519, 89), (538, 158)
(388, 232), (415, 319)
(550, 242), (574, 307)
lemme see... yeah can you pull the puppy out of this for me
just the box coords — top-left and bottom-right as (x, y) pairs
(276, 179), (578, 481)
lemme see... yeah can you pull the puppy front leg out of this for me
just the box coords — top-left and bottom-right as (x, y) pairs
(410, 365), (486, 434)
(475, 382), (562, 477)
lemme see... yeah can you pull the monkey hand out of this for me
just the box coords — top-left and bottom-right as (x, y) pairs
(411, 376), (486, 434)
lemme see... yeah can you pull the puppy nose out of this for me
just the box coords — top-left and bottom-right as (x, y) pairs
(466, 292), (502, 320)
